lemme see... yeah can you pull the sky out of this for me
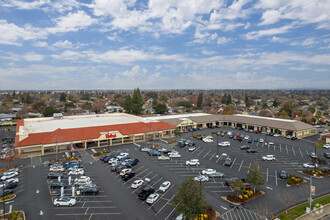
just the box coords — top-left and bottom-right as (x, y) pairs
(0, 0), (329, 90)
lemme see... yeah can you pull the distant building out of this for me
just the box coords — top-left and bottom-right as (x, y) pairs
(0, 113), (16, 122)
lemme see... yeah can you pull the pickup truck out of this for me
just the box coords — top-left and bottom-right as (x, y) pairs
(138, 186), (155, 200)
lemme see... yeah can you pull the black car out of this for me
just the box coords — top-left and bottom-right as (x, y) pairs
(111, 164), (121, 172)
(126, 159), (139, 167)
(47, 172), (63, 179)
(0, 189), (13, 197)
(122, 172), (135, 181)
(103, 156), (112, 163)
(3, 181), (17, 189)
(148, 150), (161, 156)
(238, 137), (243, 142)
(240, 145), (250, 150)
(119, 156), (131, 161)
(115, 165), (126, 173)
(51, 181), (66, 189)
(99, 155), (109, 161)
(197, 136), (203, 140)
(178, 140), (186, 148)
(247, 139), (252, 143)
(228, 135), (233, 139)
(81, 187), (98, 195)
(324, 152), (330, 159)
(246, 149), (257, 153)
(138, 186), (155, 200)
(233, 136), (238, 140)
(291, 137), (297, 140)
(279, 170), (288, 179)
(224, 158), (232, 166)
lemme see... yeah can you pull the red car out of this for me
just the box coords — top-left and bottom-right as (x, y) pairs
(255, 130), (261, 134)
(236, 133), (240, 137)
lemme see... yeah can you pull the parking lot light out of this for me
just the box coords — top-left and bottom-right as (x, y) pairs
(216, 132), (220, 157)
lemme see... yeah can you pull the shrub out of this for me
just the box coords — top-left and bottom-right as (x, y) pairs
(0, 194), (14, 201)
(244, 194), (248, 199)
(238, 195), (243, 200)
(287, 175), (304, 185)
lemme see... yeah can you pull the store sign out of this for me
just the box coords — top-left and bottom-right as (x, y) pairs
(106, 133), (117, 138)
(311, 186), (315, 196)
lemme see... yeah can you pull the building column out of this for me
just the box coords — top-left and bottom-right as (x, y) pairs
(84, 142), (87, 149)
(41, 145), (44, 156)
(122, 137), (124, 144)
(110, 139), (112, 146)
(133, 135), (135, 143)
(56, 144), (58, 153)
(98, 140), (100, 148)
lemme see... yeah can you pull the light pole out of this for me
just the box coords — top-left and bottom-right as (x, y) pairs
(309, 174), (316, 213)
(107, 131), (110, 152)
(216, 132), (220, 158)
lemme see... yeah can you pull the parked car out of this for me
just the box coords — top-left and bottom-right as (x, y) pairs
(233, 136), (238, 140)
(149, 150), (161, 156)
(168, 152), (181, 158)
(268, 140), (274, 146)
(202, 169), (216, 175)
(209, 172), (224, 178)
(309, 152), (317, 159)
(103, 156), (112, 163)
(291, 137), (297, 140)
(159, 181), (171, 192)
(75, 179), (92, 186)
(279, 170), (288, 179)
(49, 166), (65, 172)
(115, 165), (126, 173)
(1, 171), (18, 181)
(146, 193), (160, 204)
(324, 152), (330, 159)
(224, 158), (232, 166)
(140, 147), (151, 152)
(81, 187), (99, 195)
(253, 138), (258, 142)
(157, 155), (170, 160)
(228, 135), (234, 139)
(111, 164), (121, 172)
(240, 145), (250, 150)
(246, 149), (258, 153)
(323, 144), (330, 149)
(262, 155), (276, 161)
(1, 181), (17, 190)
(303, 163), (318, 168)
(186, 159), (200, 166)
(74, 176), (91, 183)
(138, 186), (155, 200)
(116, 153), (129, 160)
(259, 138), (264, 143)
(68, 169), (84, 176)
(122, 171), (135, 181)
(51, 181), (66, 189)
(78, 184), (97, 190)
(47, 172), (63, 179)
(108, 158), (118, 164)
(248, 139), (252, 143)
(120, 168), (132, 176)
(194, 175), (209, 182)
(244, 135), (249, 140)
(0, 189), (13, 197)
(188, 146), (196, 152)
(158, 148), (169, 153)
(274, 133), (280, 137)
(126, 159), (139, 167)
(218, 141), (230, 147)
(131, 179), (144, 189)
(53, 197), (76, 206)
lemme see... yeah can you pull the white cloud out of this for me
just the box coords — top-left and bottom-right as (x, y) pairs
(259, 10), (281, 26)
(193, 30), (230, 45)
(33, 41), (48, 47)
(23, 52), (44, 61)
(51, 50), (84, 60)
(53, 40), (73, 48)
(0, 0), (49, 10)
(122, 65), (147, 78)
(270, 36), (288, 43)
(47, 11), (97, 34)
(290, 38), (318, 47)
(245, 23), (295, 40)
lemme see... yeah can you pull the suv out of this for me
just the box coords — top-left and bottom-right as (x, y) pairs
(122, 172), (135, 181)
(178, 139), (186, 148)
(138, 186), (155, 200)
(279, 170), (288, 179)
(81, 187), (98, 195)
(149, 150), (161, 156)
(126, 159), (139, 167)
(224, 158), (232, 166)
(218, 141), (230, 147)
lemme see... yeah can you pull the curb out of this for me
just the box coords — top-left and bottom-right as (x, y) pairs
(221, 191), (265, 205)
(0, 194), (16, 202)
(286, 180), (307, 187)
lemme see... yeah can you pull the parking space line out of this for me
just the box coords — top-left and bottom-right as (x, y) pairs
(292, 146), (296, 156)
(209, 152), (215, 161)
(238, 160), (244, 172)
(275, 170), (278, 186)
(266, 168), (268, 182)
(216, 156), (221, 163)
(191, 146), (201, 154)
(230, 158), (236, 168)
(305, 149), (309, 156)
(197, 148), (206, 156)
(280, 144), (282, 152)
(286, 145), (288, 154)
(156, 193), (176, 216)
(149, 184), (175, 210)
(299, 148), (303, 158)
(203, 149), (212, 158)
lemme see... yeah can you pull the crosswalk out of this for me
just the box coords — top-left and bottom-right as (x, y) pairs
(220, 207), (264, 220)
(79, 150), (96, 163)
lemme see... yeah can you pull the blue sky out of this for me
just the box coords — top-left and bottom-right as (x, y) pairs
(0, 0), (329, 90)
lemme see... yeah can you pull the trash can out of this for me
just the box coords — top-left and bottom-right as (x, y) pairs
(76, 190), (80, 195)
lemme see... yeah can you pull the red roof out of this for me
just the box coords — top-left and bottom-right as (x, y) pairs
(15, 121), (175, 147)
(323, 133), (330, 137)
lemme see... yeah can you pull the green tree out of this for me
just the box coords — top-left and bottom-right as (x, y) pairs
(123, 95), (133, 114)
(60, 92), (67, 102)
(246, 162), (265, 193)
(154, 104), (168, 114)
(197, 93), (203, 108)
(262, 103), (268, 109)
(31, 100), (46, 113)
(273, 99), (278, 107)
(315, 110), (322, 120)
(245, 96), (250, 107)
(226, 94), (232, 105)
(308, 106), (316, 114)
(159, 94), (168, 103)
(171, 177), (207, 220)
(43, 106), (60, 117)
(229, 179), (246, 196)
(174, 128), (182, 138)
(221, 93), (227, 104)
(254, 106), (259, 112)
(132, 88), (144, 115)
(145, 91), (158, 100)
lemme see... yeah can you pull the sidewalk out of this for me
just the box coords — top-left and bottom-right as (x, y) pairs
(296, 204), (330, 220)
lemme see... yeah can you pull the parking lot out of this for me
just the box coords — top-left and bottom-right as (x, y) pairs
(1, 126), (329, 219)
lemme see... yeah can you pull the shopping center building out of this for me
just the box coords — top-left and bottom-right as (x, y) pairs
(15, 113), (316, 157)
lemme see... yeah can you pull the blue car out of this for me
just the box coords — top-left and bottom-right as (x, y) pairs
(254, 138), (258, 142)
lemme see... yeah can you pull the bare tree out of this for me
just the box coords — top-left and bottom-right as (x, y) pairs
(1, 148), (20, 168)
(281, 191), (294, 214)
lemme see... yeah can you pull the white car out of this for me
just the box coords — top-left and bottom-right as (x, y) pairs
(53, 197), (76, 207)
(323, 144), (330, 149)
(194, 175), (209, 182)
(303, 163), (318, 168)
(75, 179), (92, 186)
(227, 132), (233, 136)
(259, 138), (264, 143)
(116, 153), (129, 160)
(120, 168), (132, 176)
(68, 169), (84, 176)
(262, 155), (276, 161)
(218, 141), (230, 147)
(274, 133), (280, 137)
(169, 153), (181, 158)
(131, 179), (144, 189)
(1, 171), (18, 181)
(286, 135), (292, 139)
(49, 166), (65, 172)
(159, 181), (171, 192)
(157, 155), (170, 160)
(221, 153), (228, 157)
(186, 159), (200, 166)
(244, 135), (249, 140)
(202, 169), (216, 175)
(188, 146), (196, 152)
(268, 141), (274, 146)
(74, 176), (90, 183)
(4, 178), (19, 184)
(203, 138), (213, 143)
(146, 193), (160, 204)
(108, 158), (118, 164)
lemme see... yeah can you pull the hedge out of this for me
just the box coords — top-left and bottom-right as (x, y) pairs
(287, 175), (304, 185)
(1, 210), (24, 220)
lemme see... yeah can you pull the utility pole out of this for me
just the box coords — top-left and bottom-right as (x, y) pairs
(216, 132), (220, 158)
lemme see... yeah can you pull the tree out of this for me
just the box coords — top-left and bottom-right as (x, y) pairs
(308, 106), (316, 114)
(60, 92), (67, 102)
(229, 179), (246, 196)
(31, 100), (46, 113)
(197, 93), (203, 108)
(1, 148), (20, 168)
(123, 95), (133, 113)
(315, 110), (322, 120)
(226, 94), (232, 105)
(254, 106), (259, 112)
(262, 103), (268, 109)
(145, 91), (158, 100)
(221, 93), (227, 104)
(132, 88), (144, 115)
(159, 94), (168, 103)
(92, 99), (105, 113)
(174, 128), (182, 138)
(246, 162), (265, 193)
(280, 191), (294, 214)
(43, 106), (60, 117)
(273, 99), (279, 107)
(245, 95), (250, 107)
(258, 109), (272, 117)
(222, 104), (237, 115)
(171, 177), (207, 220)
(154, 104), (168, 114)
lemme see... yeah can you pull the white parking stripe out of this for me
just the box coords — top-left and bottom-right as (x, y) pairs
(299, 148), (303, 158)
(197, 148), (206, 156)
(292, 146), (296, 156)
(286, 145), (288, 154)
(230, 158), (236, 168)
(209, 153), (215, 161)
(238, 160), (244, 172)
(203, 149), (212, 158)
(266, 168), (268, 182)
(149, 184), (175, 210)
(280, 144), (282, 152)
(158, 193), (177, 217)
(275, 170), (278, 186)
